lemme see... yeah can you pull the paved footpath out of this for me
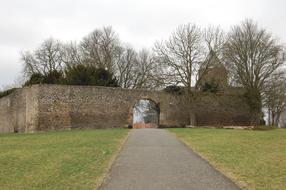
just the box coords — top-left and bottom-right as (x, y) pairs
(100, 129), (240, 190)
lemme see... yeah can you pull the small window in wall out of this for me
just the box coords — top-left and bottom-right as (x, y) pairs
(133, 99), (160, 129)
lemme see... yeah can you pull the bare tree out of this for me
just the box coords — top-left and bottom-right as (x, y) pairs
(155, 24), (226, 92)
(223, 19), (286, 124)
(154, 24), (205, 93)
(132, 49), (163, 89)
(115, 47), (137, 88)
(204, 26), (225, 59)
(61, 42), (83, 66)
(154, 24), (227, 125)
(263, 72), (286, 126)
(21, 38), (64, 78)
(115, 47), (163, 89)
(80, 26), (122, 71)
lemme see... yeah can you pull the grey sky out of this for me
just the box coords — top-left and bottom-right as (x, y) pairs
(0, 0), (286, 89)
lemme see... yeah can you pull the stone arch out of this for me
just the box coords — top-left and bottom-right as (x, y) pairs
(128, 98), (160, 129)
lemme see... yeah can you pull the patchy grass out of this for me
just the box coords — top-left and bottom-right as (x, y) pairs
(252, 125), (277, 130)
(169, 128), (286, 190)
(0, 129), (129, 190)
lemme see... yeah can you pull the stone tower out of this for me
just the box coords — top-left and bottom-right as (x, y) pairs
(198, 51), (228, 92)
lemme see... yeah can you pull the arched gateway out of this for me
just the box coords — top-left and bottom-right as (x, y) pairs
(132, 99), (160, 129)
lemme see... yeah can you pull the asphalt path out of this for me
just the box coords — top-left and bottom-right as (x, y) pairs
(100, 129), (240, 190)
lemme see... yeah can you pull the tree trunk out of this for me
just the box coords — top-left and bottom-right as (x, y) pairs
(268, 108), (271, 126)
(250, 111), (261, 126)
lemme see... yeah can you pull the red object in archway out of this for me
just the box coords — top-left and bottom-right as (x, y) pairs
(133, 122), (158, 129)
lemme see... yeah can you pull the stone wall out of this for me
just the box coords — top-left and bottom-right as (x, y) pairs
(0, 95), (15, 133)
(0, 84), (252, 133)
(0, 86), (39, 133)
(192, 90), (252, 126)
(35, 85), (189, 131)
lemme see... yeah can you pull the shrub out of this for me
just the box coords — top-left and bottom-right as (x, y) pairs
(0, 88), (17, 99)
(164, 85), (184, 95)
(42, 70), (64, 84)
(202, 81), (219, 93)
(24, 73), (44, 86)
(24, 70), (64, 86)
(64, 64), (118, 87)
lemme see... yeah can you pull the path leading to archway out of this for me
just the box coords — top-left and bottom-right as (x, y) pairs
(100, 129), (240, 190)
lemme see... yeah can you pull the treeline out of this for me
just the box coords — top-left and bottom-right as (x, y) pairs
(21, 27), (162, 89)
(19, 19), (286, 126)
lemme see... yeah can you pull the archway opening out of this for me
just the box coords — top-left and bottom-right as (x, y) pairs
(133, 99), (160, 129)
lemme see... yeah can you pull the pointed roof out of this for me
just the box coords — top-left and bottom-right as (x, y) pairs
(203, 50), (224, 69)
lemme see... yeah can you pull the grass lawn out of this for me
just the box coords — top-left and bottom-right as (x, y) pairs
(0, 129), (129, 190)
(169, 128), (286, 190)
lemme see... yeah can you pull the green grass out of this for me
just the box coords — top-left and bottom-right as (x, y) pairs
(0, 129), (129, 190)
(169, 128), (286, 190)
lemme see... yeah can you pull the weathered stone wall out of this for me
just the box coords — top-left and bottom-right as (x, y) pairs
(0, 86), (39, 133)
(0, 84), (252, 133)
(0, 95), (15, 133)
(192, 90), (252, 126)
(35, 85), (189, 131)
(23, 86), (40, 132)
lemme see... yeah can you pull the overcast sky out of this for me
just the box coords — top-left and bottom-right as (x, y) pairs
(0, 0), (286, 89)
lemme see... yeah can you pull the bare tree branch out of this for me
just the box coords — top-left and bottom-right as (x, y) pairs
(223, 19), (286, 124)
